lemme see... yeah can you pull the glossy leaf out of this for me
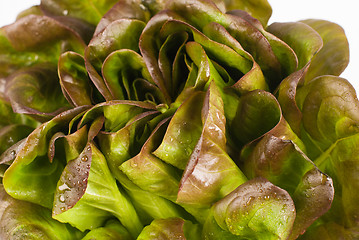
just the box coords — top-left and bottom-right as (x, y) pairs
(0, 98), (39, 129)
(216, 0), (272, 27)
(98, 110), (190, 224)
(40, 0), (118, 26)
(85, 19), (146, 101)
(3, 106), (89, 208)
(267, 21), (323, 69)
(6, 65), (71, 119)
(120, 118), (181, 201)
(0, 15), (85, 78)
(204, 177), (296, 239)
(177, 83), (247, 207)
(58, 51), (93, 107)
(137, 218), (201, 240)
(243, 135), (334, 239)
(53, 142), (143, 238)
(301, 19), (350, 82)
(153, 91), (205, 169)
(0, 184), (84, 240)
(81, 219), (131, 240)
(0, 124), (33, 155)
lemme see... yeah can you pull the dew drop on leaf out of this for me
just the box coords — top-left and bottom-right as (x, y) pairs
(81, 155), (88, 162)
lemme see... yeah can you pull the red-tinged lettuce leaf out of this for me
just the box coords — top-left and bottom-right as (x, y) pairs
(0, 185), (84, 240)
(0, 124), (34, 155)
(229, 90), (282, 147)
(243, 135), (334, 239)
(300, 19), (350, 83)
(98, 111), (161, 171)
(0, 15), (86, 78)
(153, 91), (205, 169)
(15, 5), (43, 20)
(78, 100), (156, 133)
(102, 49), (166, 104)
(296, 75), (359, 156)
(213, 0), (272, 27)
(0, 139), (26, 180)
(177, 82), (247, 208)
(6, 65), (71, 120)
(299, 222), (359, 240)
(137, 217), (201, 240)
(267, 21), (323, 70)
(49, 126), (88, 165)
(228, 10), (298, 81)
(98, 109), (189, 224)
(13, 5), (95, 44)
(2, 106), (89, 208)
(165, 0), (296, 87)
(53, 142), (143, 238)
(201, 22), (268, 96)
(203, 177), (296, 239)
(139, 10), (185, 104)
(158, 31), (190, 99)
(120, 117), (181, 201)
(58, 51), (95, 107)
(159, 19), (251, 83)
(0, 98), (39, 128)
(275, 65), (309, 136)
(81, 219), (131, 240)
(40, 0), (118, 26)
(84, 19), (146, 101)
(94, 0), (151, 35)
(311, 133), (359, 230)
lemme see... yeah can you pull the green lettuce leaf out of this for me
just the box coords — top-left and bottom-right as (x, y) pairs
(203, 177), (296, 239)
(137, 217), (201, 240)
(0, 185), (84, 240)
(3, 106), (89, 208)
(81, 219), (131, 240)
(0, 15), (85, 78)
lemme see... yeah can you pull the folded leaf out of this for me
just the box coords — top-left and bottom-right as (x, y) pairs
(0, 15), (85, 78)
(300, 19), (350, 82)
(0, 185), (84, 240)
(53, 142), (143, 238)
(40, 0), (118, 26)
(81, 219), (131, 240)
(3, 106), (89, 208)
(58, 51), (94, 107)
(6, 65), (71, 120)
(177, 82), (247, 207)
(137, 218), (201, 240)
(204, 177), (296, 239)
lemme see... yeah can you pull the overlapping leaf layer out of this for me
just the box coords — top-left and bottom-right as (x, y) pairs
(0, 0), (357, 239)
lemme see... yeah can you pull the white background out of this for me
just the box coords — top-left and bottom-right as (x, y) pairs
(0, 0), (358, 93)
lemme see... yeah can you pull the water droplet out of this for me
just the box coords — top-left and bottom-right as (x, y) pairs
(246, 196), (255, 206)
(87, 146), (91, 151)
(81, 155), (88, 162)
(264, 195), (270, 200)
(77, 181), (83, 187)
(321, 174), (328, 185)
(10, 150), (16, 156)
(58, 183), (71, 191)
(59, 195), (66, 202)
(139, 4), (147, 11)
(60, 207), (66, 212)
(131, 161), (138, 168)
